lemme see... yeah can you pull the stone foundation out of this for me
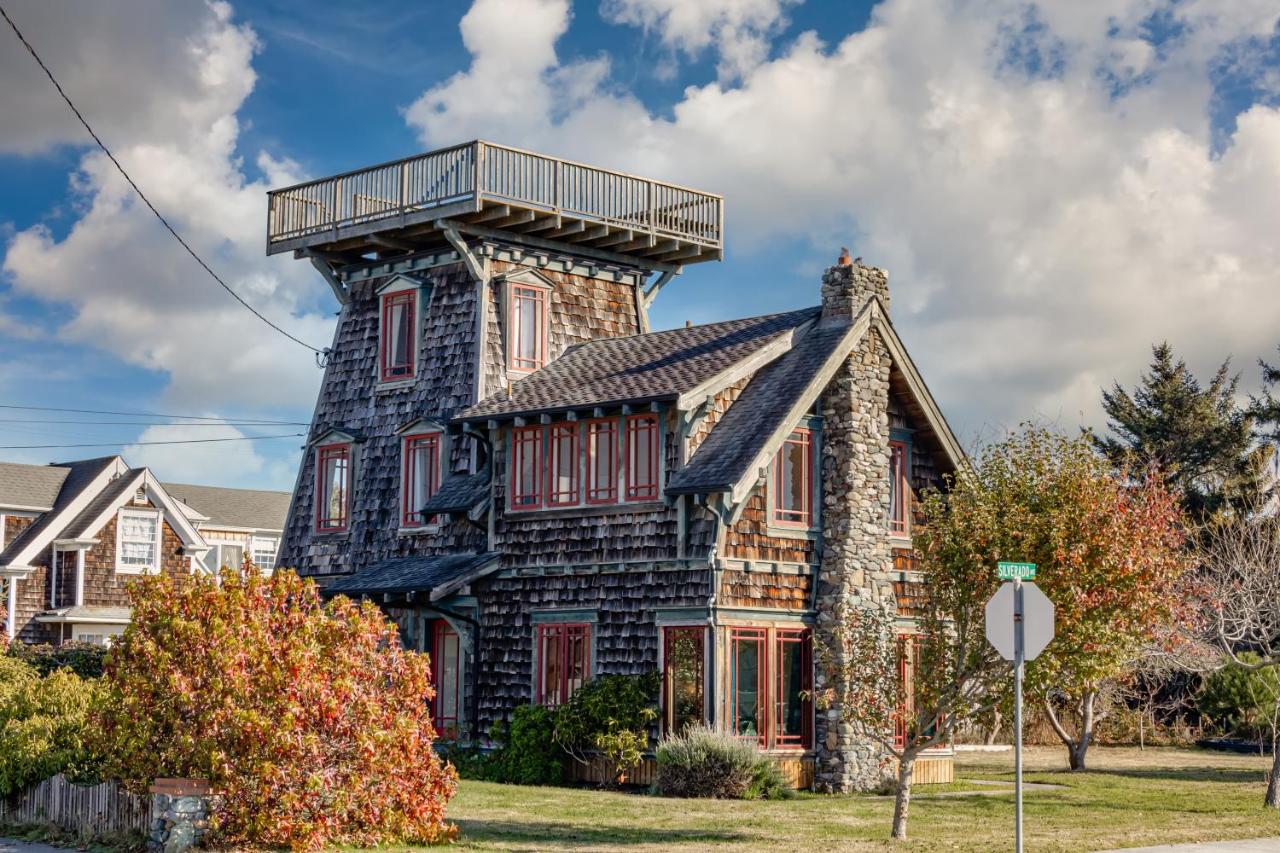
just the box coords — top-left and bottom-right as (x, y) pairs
(148, 779), (212, 853)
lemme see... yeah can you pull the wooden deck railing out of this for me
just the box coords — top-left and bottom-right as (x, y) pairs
(266, 140), (723, 251)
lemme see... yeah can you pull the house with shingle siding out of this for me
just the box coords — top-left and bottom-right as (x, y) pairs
(0, 458), (289, 645)
(269, 141), (965, 790)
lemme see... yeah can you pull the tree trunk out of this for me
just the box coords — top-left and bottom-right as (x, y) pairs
(1044, 691), (1096, 772)
(1138, 710), (1145, 750)
(891, 753), (916, 840)
(1267, 741), (1280, 809)
(985, 708), (1002, 745)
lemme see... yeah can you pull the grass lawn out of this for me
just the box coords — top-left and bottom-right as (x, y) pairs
(438, 746), (1280, 851)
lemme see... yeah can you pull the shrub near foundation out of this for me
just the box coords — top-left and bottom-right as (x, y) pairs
(654, 725), (789, 799)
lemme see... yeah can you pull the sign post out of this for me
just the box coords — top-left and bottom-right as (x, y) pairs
(986, 563), (1053, 853)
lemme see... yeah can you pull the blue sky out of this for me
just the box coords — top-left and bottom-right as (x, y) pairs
(1, 0), (1278, 490)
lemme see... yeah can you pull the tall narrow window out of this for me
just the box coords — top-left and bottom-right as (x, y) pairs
(663, 627), (705, 734)
(624, 414), (660, 502)
(896, 634), (920, 749)
(537, 623), (590, 707)
(546, 423), (579, 506)
(380, 290), (416, 381)
(116, 509), (160, 573)
(510, 284), (548, 372)
(510, 426), (543, 509)
(432, 621), (461, 739)
(773, 429), (813, 526)
(586, 419), (619, 504)
(316, 444), (351, 532)
(730, 628), (767, 745)
(403, 433), (442, 527)
(889, 440), (910, 535)
(774, 629), (812, 748)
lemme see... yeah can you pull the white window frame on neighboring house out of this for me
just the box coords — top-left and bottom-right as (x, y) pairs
(72, 624), (126, 646)
(250, 536), (278, 570)
(115, 507), (162, 574)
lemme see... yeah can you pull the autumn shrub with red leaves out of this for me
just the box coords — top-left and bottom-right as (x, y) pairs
(92, 569), (457, 850)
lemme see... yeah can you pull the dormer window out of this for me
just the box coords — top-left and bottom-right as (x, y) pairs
(379, 286), (418, 382)
(509, 282), (549, 373)
(315, 443), (351, 533)
(402, 432), (442, 527)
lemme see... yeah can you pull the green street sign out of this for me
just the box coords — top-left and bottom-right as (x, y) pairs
(997, 561), (1037, 580)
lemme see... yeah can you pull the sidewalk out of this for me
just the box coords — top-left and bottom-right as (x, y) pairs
(1095, 840), (1280, 852)
(0, 841), (65, 853)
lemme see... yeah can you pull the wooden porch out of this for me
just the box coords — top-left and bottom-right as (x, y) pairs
(266, 140), (723, 272)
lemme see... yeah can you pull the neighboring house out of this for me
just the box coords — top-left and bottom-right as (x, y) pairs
(268, 141), (965, 791)
(164, 482), (290, 573)
(0, 457), (289, 645)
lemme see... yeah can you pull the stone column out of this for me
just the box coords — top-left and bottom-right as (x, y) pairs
(813, 262), (896, 793)
(148, 778), (213, 853)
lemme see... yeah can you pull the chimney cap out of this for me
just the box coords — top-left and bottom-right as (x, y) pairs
(837, 247), (852, 266)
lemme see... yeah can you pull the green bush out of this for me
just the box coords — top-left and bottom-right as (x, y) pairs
(1199, 655), (1280, 742)
(6, 642), (108, 679)
(593, 725), (647, 787)
(553, 672), (660, 764)
(488, 704), (566, 785)
(653, 724), (791, 799)
(0, 655), (103, 796)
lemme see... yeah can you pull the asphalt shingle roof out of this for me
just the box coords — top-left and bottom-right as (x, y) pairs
(457, 307), (819, 421)
(667, 323), (853, 494)
(163, 482), (292, 531)
(0, 457), (119, 564)
(62, 469), (145, 538)
(420, 471), (490, 515)
(0, 461), (70, 510)
(324, 552), (499, 596)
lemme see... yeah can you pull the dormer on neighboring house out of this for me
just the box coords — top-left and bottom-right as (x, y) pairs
(269, 142), (962, 792)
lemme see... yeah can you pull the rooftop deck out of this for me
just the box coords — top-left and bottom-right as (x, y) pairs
(266, 141), (723, 270)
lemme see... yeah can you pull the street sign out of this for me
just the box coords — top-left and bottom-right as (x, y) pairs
(985, 581), (1055, 661)
(997, 560), (1037, 580)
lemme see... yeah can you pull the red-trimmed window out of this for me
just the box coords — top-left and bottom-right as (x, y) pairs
(546, 423), (579, 506)
(585, 419), (619, 504)
(889, 440), (910, 536)
(773, 428), (813, 527)
(380, 290), (416, 381)
(537, 622), (590, 707)
(895, 634), (920, 749)
(402, 432), (442, 527)
(624, 414), (660, 502)
(432, 621), (461, 739)
(663, 626), (705, 734)
(774, 629), (812, 749)
(315, 444), (351, 533)
(510, 426), (543, 510)
(509, 284), (549, 372)
(729, 628), (767, 745)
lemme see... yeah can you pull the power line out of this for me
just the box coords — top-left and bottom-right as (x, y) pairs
(0, 403), (307, 425)
(0, 4), (328, 358)
(0, 419), (309, 426)
(0, 434), (305, 450)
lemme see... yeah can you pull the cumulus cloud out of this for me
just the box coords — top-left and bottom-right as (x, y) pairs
(406, 0), (1280, 439)
(122, 421), (302, 490)
(1, 0), (331, 413)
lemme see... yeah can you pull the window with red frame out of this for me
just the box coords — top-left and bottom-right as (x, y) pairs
(889, 440), (910, 535)
(585, 419), (618, 504)
(402, 433), (441, 527)
(380, 290), (416, 381)
(773, 429), (813, 526)
(774, 629), (812, 748)
(510, 426), (542, 509)
(431, 621), (460, 738)
(546, 423), (579, 506)
(729, 628), (767, 745)
(624, 415), (660, 501)
(895, 634), (920, 749)
(537, 622), (590, 707)
(315, 444), (350, 532)
(663, 626), (705, 734)
(509, 284), (548, 372)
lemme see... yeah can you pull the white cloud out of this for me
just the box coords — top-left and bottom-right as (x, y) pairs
(123, 421), (301, 489)
(406, 0), (1280, 438)
(1, 0), (331, 413)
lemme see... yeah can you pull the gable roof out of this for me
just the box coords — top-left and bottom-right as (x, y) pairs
(62, 469), (147, 539)
(0, 461), (71, 511)
(0, 457), (123, 567)
(162, 483), (292, 531)
(324, 552), (500, 600)
(457, 308), (819, 421)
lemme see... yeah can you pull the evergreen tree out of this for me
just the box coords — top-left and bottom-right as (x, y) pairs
(1093, 343), (1270, 523)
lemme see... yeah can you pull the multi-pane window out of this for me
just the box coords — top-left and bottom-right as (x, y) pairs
(537, 623), (590, 707)
(774, 629), (813, 748)
(218, 544), (245, 571)
(773, 429), (814, 527)
(402, 432), (442, 527)
(508, 415), (659, 511)
(889, 440), (910, 535)
(117, 509), (160, 573)
(380, 290), (417, 382)
(315, 444), (351, 533)
(730, 628), (767, 744)
(432, 621), (461, 739)
(663, 626), (705, 734)
(509, 284), (548, 372)
(896, 634), (926, 749)
(727, 627), (813, 750)
(250, 538), (277, 569)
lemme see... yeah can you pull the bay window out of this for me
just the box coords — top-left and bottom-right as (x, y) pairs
(402, 432), (442, 527)
(315, 443), (351, 533)
(509, 283), (549, 373)
(507, 413), (660, 511)
(379, 289), (417, 382)
(662, 626), (705, 734)
(889, 440), (910, 536)
(536, 622), (590, 707)
(772, 429), (814, 527)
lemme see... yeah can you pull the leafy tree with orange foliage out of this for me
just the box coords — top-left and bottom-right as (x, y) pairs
(92, 569), (456, 850)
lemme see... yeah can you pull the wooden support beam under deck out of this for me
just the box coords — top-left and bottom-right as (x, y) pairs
(473, 204), (512, 224)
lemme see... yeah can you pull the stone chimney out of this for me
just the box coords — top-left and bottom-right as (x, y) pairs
(821, 253), (890, 322)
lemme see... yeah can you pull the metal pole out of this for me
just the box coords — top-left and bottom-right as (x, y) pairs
(1014, 577), (1025, 853)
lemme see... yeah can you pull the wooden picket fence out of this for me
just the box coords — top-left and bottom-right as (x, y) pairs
(0, 774), (150, 835)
